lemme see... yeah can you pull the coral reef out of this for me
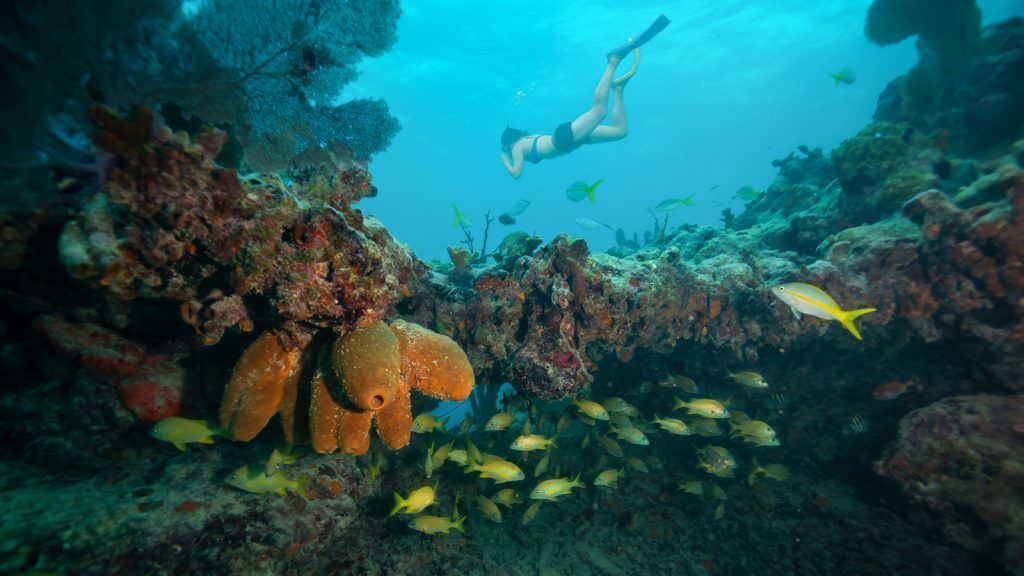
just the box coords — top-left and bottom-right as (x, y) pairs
(875, 395), (1024, 575)
(221, 320), (474, 456)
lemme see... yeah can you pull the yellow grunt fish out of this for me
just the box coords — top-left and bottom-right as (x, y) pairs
(771, 282), (876, 340)
(448, 449), (468, 466)
(747, 457), (791, 486)
(459, 416), (474, 435)
(609, 412), (633, 429)
(611, 426), (649, 446)
(464, 458), (525, 484)
(696, 445), (736, 478)
(510, 433), (557, 452)
(150, 417), (220, 451)
(225, 465), (309, 497)
(571, 398), (610, 420)
(727, 370), (768, 389)
(491, 488), (525, 508)
(601, 397), (630, 413)
(594, 468), (625, 490)
(660, 375), (699, 393)
(687, 417), (723, 437)
(412, 414), (449, 434)
(597, 434), (624, 458)
(557, 413), (572, 431)
(265, 445), (297, 477)
(432, 439), (456, 469)
(391, 484), (437, 516)
(534, 449), (552, 477)
(475, 494), (503, 523)
(530, 474), (584, 501)
(625, 457), (649, 473)
(673, 397), (730, 419)
(522, 501), (542, 525)
(677, 479), (703, 495)
(651, 415), (691, 435)
(485, 412), (515, 431)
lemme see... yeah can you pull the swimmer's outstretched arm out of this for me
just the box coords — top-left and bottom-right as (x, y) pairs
(501, 146), (524, 179)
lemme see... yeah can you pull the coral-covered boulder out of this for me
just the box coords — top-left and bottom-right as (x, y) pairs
(116, 358), (184, 421)
(875, 395), (1024, 575)
(38, 315), (146, 378)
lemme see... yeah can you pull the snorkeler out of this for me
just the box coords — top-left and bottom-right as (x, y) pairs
(500, 56), (634, 179)
(500, 14), (670, 179)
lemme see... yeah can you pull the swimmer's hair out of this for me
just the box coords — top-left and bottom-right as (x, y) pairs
(501, 126), (529, 153)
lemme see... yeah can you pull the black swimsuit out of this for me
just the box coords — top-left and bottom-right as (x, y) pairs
(552, 121), (583, 153)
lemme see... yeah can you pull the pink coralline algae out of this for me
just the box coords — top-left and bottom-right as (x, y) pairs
(875, 395), (1024, 575)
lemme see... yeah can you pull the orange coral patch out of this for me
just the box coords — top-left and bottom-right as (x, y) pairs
(331, 321), (401, 411)
(390, 319), (475, 401)
(220, 331), (303, 441)
(374, 380), (412, 450)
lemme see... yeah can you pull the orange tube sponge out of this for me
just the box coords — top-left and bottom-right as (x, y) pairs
(220, 331), (304, 441)
(331, 321), (401, 411)
(374, 380), (412, 450)
(309, 347), (374, 455)
(390, 319), (475, 401)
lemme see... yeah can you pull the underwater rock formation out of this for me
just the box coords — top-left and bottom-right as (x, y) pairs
(221, 320), (474, 455)
(875, 394), (1024, 575)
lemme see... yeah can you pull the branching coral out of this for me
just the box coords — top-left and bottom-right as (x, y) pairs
(221, 320), (474, 455)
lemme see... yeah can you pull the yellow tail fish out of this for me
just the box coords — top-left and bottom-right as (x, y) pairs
(772, 283), (875, 340)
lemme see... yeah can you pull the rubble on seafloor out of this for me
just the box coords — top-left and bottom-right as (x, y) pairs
(0, 12), (1023, 576)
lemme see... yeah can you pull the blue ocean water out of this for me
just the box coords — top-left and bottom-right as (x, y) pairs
(352, 0), (1022, 260)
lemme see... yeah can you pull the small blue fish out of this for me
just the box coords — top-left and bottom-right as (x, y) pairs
(830, 67), (856, 86)
(566, 179), (604, 203)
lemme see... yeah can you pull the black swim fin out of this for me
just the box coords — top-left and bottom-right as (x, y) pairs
(607, 14), (671, 60)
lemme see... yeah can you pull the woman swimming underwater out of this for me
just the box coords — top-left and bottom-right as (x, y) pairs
(500, 53), (637, 179)
(499, 14), (670, 178)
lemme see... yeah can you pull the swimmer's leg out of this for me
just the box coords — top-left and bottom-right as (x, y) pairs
(587, 82), (628, 143)
(569, 58), (619, 140)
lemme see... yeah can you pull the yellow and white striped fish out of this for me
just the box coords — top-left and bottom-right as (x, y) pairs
(771, 283), (875, 340)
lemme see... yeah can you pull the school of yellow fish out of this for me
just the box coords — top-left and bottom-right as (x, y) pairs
(377, 366), (792, 534)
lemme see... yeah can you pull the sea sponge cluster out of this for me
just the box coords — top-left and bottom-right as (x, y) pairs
(220, 320), (474, 455)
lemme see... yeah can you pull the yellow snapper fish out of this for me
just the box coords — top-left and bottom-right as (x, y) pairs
(464, 457), (525, 484)
(557, 413), (572, 432)
(534, 449), (552, 476)
(448, 449), (469, 466)
(696, 445), (737, 478)
(475, 494), (503, 523)
(578, 415), (597, 427)
(731, 421), (780, 447)
(772, 282), (876, 340)
(597, 434), (624, 458)
(510, 433), (557, 452)
(571, 398), (610, 420)
(727, 370), (768, 389)
(610, 426), (649, 446)
(365, 444), (385, 483)
(625, 457), (649, 473)
(466, 439), (483, 464)
(687, 417), (723, 437)
(425, 442), (435, 478)
(601, 397), (630, 413)
(458, 416), (474, 435)
(747, 458), (791, 486)
(522, 501), (543, 525)
(225, 465), (309, 497)
(677, 479), (704, 495)
(485, 412), (515, 431)
(708, 482), (728, 501)
(729, 410), (752, 424)
(530, 473), (584, 501)
(412, 414), (449, 434)
(673, 397), (730, 419)
(265, 445), (298, 476)
(594, 468), (625, 490)
(660, 374), (699, 393)
(408, 501), (466, 535)
(431, 439), (456, 468)
(609, 412), (633, 429)
(150, 417), (220, 451)
(643, 455), (664, 471)
(491, 488), (525, 508)
(651, 415), (691, 435)
(390, 484), (437, 516)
